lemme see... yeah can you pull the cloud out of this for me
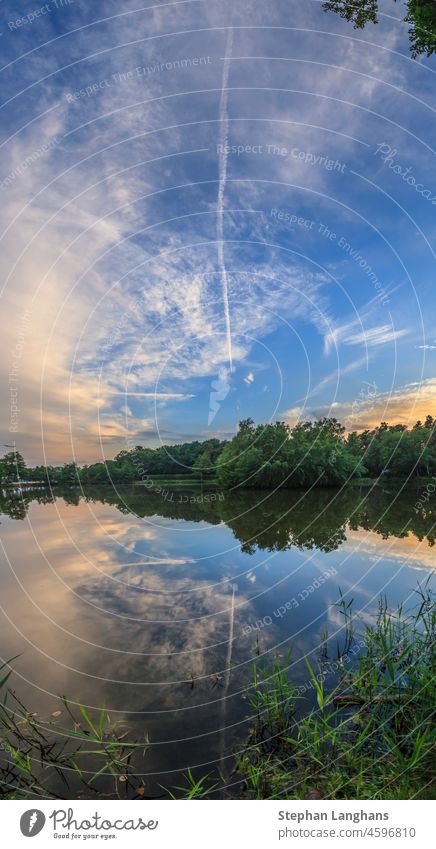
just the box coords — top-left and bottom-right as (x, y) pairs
(0, 0), (432, 464)
(303, 377), (436, 431)
(344, 325), (410, 348)
(324, 320), (409, 355)
(107, 392), (195, 399)
(281, 405), (305, 428)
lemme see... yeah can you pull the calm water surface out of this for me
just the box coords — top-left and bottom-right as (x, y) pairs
(0, 484), (434, 791)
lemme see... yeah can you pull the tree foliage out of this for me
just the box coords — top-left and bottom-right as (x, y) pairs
(323, 0), (436, 57)
(216, 417), (365, 489)
(1, 415), (434, 491)
(0, 451), (26, 484)
(347, 414), (436, 476)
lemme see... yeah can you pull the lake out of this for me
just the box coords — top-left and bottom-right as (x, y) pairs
(0, 483), (434, 795)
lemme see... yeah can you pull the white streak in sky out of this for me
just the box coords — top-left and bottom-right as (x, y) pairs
(217, 25), (234, 372)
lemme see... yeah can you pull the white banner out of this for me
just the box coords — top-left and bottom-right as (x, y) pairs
(0, 800), (432, 848)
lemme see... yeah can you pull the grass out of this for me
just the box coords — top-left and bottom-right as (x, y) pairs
(233, 582), (435, 800)
(0, 679), (149, 800)
(162, 768), (218, 800)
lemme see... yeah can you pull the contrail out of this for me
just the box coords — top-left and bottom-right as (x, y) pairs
(217, 25), (234, 372)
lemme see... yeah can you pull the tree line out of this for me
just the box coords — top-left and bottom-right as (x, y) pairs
(1, 415), (435, 489)
(1, 484), (435, 549)
(215, 415), (436, 488)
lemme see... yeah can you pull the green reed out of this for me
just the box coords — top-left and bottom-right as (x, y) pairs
(0, 679), (148, 800)
(1, 581), (434, 800)
(234, 581), (435, 800)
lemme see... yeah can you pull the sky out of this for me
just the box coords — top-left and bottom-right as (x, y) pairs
(0, 0), (435, 465)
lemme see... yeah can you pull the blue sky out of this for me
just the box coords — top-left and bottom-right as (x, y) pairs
(0, 0), (435, 464)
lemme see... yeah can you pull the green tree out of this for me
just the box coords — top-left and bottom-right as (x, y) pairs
(193, 452), (214, 475)
(0, 451), (27, 484)
(407, 0), (436, 56)
(216, 418), (364, 490)
(348, 418), (436, 477)
(323, 0), (436, 57)
(59, 463), (79, 486)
